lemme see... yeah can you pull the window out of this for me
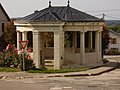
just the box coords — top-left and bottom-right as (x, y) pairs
(111, 38), (117, 44)
(2, 23), (5, 32)
(110, 48), (118, 53)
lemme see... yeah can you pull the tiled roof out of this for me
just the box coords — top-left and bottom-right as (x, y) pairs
(18, 6), (101, 23)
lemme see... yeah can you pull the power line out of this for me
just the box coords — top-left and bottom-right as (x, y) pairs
(87, 9), (120, 13)
(105, 14), (120, 20)
(94, 13), (120, 20)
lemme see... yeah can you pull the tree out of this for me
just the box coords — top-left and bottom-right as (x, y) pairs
(64, 32), (72, 47)
(109, 25), (120, 33)
(44, 32), (54, 47)
(4, 20), (16, 45)
(102, 24), (110, 55)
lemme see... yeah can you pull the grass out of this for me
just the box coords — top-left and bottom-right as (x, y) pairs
(0, 67), (19, 72)
(0, 67), (89, 73)
(27, 68), (89, 73)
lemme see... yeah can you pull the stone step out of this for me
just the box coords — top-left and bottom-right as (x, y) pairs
(45, 60), (54, 63)
(45, 59), (54, 69)
(45, 63), (54, 66)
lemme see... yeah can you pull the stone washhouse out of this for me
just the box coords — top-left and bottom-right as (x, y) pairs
(15, 2), (105, 69)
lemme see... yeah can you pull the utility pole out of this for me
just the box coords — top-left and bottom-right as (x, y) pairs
(102, 13), (105, 20)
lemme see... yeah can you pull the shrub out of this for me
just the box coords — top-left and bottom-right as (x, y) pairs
(18, 53), (35, 71)
(0, 44), (35, 71)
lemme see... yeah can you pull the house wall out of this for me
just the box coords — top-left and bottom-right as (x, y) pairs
(0, 7), (8, 37)
(109, 31), (120, 52)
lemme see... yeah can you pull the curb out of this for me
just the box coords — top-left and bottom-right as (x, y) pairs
(46, 62), (120, 77)
(0, 62), (119, 79)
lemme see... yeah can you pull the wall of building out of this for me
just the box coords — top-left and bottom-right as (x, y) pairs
(0, 7), (8, 20)
(0, 7), (8, 37)
(109, 31), (120, 52)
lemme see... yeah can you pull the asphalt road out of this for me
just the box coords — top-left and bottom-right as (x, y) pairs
(0, 68), (120, 90)
(0, 55), (119, 90)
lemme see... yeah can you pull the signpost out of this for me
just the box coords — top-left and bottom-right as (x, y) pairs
(19, 40), (29, 71)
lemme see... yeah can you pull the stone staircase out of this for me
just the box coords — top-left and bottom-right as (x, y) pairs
(45, 58), (54, 69)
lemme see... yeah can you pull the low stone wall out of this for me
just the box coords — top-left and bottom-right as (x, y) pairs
(28, 47), (101, 68)
(44, 47), (54, 59)
(85, 52), (97, 64)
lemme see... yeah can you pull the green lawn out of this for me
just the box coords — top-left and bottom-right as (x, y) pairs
(0, 67), (19, 72)
(27, 68), (89, 73)
(0, 67), (89, 73)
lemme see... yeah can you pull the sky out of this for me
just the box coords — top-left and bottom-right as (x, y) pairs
(1, 0), (120, 20)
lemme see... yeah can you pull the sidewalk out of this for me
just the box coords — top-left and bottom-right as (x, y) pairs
(0, 60), (119, 80)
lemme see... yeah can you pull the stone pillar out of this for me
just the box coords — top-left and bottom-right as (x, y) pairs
(88, 31), (93, 49)
(54, 30), (64, 69)
(22, 32), (27, 41)
(17, 31), (21, 51)
(95, 31), (99, 52)
(40, 32), (45, 68)
(80, 31), (85, 65)
(95, 31), (100, 63)
(99, 32), (102, 52)
(60, 31), (64, 66)
(33, 31), (41, 68)
(22, 31), (28, 50)
(99, 31), (102, 62)
(73, 32), (77, 53)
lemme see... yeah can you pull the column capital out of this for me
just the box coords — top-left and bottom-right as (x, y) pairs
(33, 30), (39, 35)
(80, 31), (87, 33)
(97, 30), (102, 33)
(16, 30), (20, 32)
(21, 31), (27, 33)
(33, 30), (39, 33)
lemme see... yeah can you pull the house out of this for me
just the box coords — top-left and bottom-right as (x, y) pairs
(0, 3), (10, 51)
(107, 29), (120, 54)
(15, 1), (104, 69)
(0, 3), (10, 37)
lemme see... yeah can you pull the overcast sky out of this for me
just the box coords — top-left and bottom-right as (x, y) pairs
(1, 0), (120, 20)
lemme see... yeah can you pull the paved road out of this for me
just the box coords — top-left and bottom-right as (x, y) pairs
(0, 55), (119, 90)
(104, 55), (120, 63)
(0, 68), (120, 90)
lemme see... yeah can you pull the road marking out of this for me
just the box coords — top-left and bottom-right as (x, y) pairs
(50, 86), (72, 90)
(63, 86), (72, 89)
(50, 87), (62, 90)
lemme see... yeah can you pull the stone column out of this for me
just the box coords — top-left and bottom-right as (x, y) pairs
(95, 31), (99, 52)
(54, 30), (64, 69)
(88, 31), (93, 49)
(60, 30), (64, 67)
(99, 31), (102, 62)
(73, 32), (77, 53)
(33, 31), (41, 68)
(40, 32), (45, 68)
(22, 31), (28, 50)
(17, 31), (21, 51)
(95, 31), (100, 63)
(22, 32), (27, 41)
(99, 32), (102, 52)
(80, 31), (85, 65)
